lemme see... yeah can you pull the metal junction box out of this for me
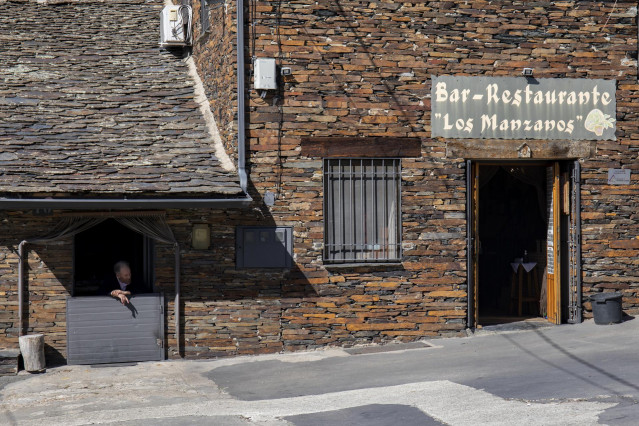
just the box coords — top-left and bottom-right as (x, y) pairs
(236, 226), (292, 268)
(254, 58), (277, 90)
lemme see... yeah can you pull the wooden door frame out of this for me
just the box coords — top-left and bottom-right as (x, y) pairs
(546, 162), (562, 324)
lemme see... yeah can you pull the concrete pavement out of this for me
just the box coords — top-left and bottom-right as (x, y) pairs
(1, 318), (637, 425)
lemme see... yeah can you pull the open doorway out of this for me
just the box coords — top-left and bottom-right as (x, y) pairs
(468, 160), (582, 327)
(477, 165), (547, 325)
(73, 219), (154, 296)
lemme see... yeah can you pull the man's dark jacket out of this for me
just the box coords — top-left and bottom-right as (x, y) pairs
(100, 276), (137, 296)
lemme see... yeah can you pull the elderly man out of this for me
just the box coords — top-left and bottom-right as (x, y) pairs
(107, 261), (134, 305)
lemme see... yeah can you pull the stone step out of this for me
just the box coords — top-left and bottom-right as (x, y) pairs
(0, 349), (20, 376)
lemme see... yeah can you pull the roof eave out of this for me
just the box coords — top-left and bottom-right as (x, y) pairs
(0, 196), (253, 210)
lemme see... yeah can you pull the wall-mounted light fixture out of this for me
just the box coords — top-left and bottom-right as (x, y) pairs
(192, 224), (210, 249)
(522, 68), (534, 77)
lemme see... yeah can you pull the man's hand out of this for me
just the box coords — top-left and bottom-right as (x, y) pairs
(110, 290), (131, 305)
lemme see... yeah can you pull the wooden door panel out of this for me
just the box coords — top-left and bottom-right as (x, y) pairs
(546, 163), (561, 324)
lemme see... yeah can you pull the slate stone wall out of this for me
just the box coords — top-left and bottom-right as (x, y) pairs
(192, 0), (639, 348)
(191, 0), (239, 164)
(0, 209), (283, 360)
(158, 206), (467, 358)
(0, 204), (464, 360)
(0, 212), (72, 364)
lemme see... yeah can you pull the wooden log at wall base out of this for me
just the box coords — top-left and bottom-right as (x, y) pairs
(18, 334), (46, 373)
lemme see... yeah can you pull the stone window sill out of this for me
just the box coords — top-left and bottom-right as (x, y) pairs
(323, 262), (404, 270)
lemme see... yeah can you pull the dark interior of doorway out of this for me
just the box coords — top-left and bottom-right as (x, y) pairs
(73, 219), (151, 296)
(478, 166), (547, 325)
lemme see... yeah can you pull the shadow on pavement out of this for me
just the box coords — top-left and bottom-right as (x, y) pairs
(502, 329), (639, 396)
(284, 404), (444, 426)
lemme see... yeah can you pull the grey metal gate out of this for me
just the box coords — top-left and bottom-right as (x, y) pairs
(66, 293), (164, 365)
(568, 161), (582, 323)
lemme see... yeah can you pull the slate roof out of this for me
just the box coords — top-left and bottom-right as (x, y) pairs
(0, 0), (242, 197)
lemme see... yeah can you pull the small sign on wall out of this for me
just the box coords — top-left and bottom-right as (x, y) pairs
(608, 169), (630, 185)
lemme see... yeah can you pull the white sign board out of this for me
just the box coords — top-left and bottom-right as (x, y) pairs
(431, 76), (617, 140)
(607, 169), (630, 185)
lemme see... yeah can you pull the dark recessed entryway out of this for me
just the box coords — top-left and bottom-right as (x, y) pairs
(73, 219), (153, 296)
(478, 166), (547, 324)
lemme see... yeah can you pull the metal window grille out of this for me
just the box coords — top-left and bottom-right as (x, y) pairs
(323, 158), (402, 263)
(201, 0), (210, 33)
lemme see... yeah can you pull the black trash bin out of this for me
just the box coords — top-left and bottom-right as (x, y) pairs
(590, 292), (623, 325)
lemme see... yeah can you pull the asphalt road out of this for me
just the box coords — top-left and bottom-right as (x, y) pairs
(1, 318), (637, 425)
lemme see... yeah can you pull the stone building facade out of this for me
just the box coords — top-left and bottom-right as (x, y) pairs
(189, 0), (639, 348)
(0, 0), (638, 364)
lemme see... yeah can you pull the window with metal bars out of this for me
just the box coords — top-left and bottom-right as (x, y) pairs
(323, 158), (401, 263)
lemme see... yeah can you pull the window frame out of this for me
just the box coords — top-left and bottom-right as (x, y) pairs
(323, 157), (402, 264)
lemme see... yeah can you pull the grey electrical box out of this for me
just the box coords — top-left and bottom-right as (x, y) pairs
(236, 226), (292, 268)
(254, 58), (277, 90)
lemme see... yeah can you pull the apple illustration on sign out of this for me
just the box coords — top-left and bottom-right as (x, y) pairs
(584, 109), (615, 136)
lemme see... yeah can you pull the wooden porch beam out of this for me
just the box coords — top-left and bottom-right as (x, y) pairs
(301, 137), (422, 158)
